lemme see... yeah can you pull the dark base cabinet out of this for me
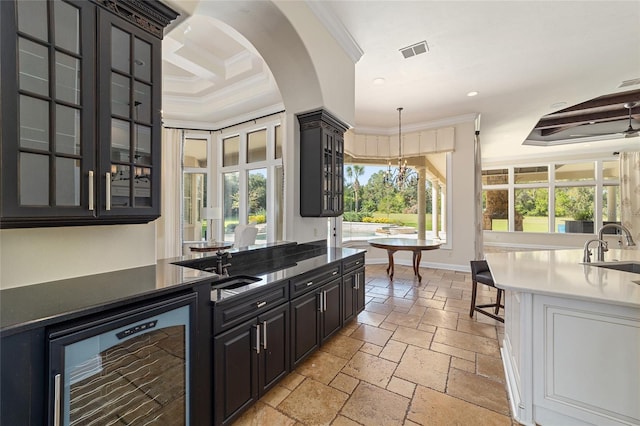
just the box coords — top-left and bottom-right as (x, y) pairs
(213, 302), (290, 425)
(290, 277), (343, 368)
(342, 254), (366, 323)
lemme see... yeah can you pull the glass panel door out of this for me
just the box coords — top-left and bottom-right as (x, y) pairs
(49, 295), (195, 426)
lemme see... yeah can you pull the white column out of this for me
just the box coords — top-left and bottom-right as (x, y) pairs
(431, 179), (439, 239)
(440, 183), (446, 240)
(417, 167), (426, 239)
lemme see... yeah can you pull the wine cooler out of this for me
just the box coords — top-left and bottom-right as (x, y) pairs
(48, 293), (196, 426)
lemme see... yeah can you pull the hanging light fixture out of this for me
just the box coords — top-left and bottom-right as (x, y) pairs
(385, 107), (418, 189)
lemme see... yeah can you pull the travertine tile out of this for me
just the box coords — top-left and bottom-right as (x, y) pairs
(330, 373), (359, 394)
(446, 368), (510, 415)
(355, 310), (388, 327)
(407, 386), (511, 426)
(477, 353), (506, 384)
(384, 297), (415, 309)
(457, 318), (499, 339)
(321, 334), (363, 360)
(278, 378), (348, 425)
(365, 301), (395, 315)
(384, 311), (423, 328)
(391, 325), (433, 349)
(339, 320), (360, 336)
(380, 339), (408, 362)
(349, 324), (393, 346)
(330, 415), (361, 426)
(407, 304), (427, 317)
(359, 342), (383, 356)
(416, 323), (437, 334)
(378, 321), (399, 332)
(421, 308), (459, 329)
(387, 376), (416, 398)
(430, 341), (476, 362)
(279, 372), (305, 391)
(394, 345), (450, 392)
(340, 382), (410, 426)
(295, 350), (348, 385)
(261, 385), (290, 407)
(433, 328), (501, 357)
(450, 357), (476, 373)
(342, 351), (397, 388)
(232, 401), (296, 426)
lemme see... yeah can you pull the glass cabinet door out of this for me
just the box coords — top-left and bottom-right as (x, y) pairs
(1, 0), (95, 221)
(98, 10), (160, 218)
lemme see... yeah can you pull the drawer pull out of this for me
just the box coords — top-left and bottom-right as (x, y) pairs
(355, 261), (360, 265)
(332, 271), (338, 275)
(306, 281), (314, 287)
(256, 301), (267, 308)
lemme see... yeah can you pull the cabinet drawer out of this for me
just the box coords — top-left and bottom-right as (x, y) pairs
(213, 281), (288, 334)
(290, 264), (341, 298)
(343, 254), (365, 273)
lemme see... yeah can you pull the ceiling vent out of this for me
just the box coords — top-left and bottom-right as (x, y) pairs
(400, 41), (429, 59)
(619, 78), (640, 88)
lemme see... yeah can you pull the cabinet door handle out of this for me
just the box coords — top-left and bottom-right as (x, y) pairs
(318, 293), (323, 312)
(255, 325), (260, 354)
(54, 373), (61, 426)
(256, 301), (266, 308)
(306, 281), (314, 287)
(105, 172), (111, 211)
(88, 171), (94, 211)
(355, 261), (360, 265)
(332, 271), (338, 276)
(354, 275), (358, 290)
(262, 321), (267, 349)
(323, 291), (327, 312)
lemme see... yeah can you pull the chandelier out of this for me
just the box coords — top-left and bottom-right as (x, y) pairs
(384, 107), (418, 189)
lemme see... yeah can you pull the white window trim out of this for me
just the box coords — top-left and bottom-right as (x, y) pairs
(217, 119), (283, 243)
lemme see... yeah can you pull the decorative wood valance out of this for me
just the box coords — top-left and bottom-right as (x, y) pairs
(344, 127), (455, 160)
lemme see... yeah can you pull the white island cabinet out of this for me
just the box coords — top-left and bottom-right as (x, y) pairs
(486, 249), (640, 426)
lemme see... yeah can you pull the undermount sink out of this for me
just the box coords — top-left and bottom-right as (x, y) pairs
(590, 261), (640, 274)
(212, 275), (261, 290)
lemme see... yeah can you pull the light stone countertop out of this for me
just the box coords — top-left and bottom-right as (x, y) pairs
(485, 248), (640, 309)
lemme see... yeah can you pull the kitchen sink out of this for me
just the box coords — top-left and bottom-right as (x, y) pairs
(590, 261), (640, 274)
(212, 275), (261, 290)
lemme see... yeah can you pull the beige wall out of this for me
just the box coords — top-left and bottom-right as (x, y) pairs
(0, 223), (156, 289)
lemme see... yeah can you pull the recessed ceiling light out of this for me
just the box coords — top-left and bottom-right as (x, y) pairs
(373, 78), (386, 85)
(467, 91), (479, 97)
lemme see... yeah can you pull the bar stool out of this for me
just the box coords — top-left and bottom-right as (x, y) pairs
(469, 260), (504, 323)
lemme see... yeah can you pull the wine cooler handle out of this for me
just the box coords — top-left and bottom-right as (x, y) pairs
(105, 172), (111, 211)
(255, 325), (260, 354)
(88, 171), (94, 211)
(262, 321), (267, 349)
(54, 373), (61, 426)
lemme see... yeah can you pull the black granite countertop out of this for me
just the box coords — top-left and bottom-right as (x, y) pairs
(0, 243), (364, 337)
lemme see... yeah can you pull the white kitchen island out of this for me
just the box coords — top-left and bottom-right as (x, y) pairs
(486, 249), (640, 426)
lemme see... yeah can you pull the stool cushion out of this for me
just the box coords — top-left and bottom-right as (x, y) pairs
(475, 271), (495, 287)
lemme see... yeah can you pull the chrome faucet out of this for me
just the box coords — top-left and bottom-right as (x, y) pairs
(596, 223), (636, 261)
(583, 239), (608, 263)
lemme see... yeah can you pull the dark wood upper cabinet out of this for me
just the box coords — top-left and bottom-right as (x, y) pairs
(0, 0), (177, 228)
(297, 109), (349, 217)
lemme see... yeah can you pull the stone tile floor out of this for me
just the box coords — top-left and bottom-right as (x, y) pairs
(233, 263), (518, 425)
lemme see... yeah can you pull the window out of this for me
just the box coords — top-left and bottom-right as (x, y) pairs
(182, 136), (208, 244)
(342, 151), (449, 244)
(482, 159), (619, 234)
(219, 121), (283, 243)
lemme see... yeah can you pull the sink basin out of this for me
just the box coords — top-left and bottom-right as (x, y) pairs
(212, 275), (261, 290)
(590, 262), (640, 274)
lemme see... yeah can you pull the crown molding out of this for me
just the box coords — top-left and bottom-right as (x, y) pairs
(305, 1), (364, 63)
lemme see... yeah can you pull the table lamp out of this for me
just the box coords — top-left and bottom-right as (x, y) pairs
(201, 207), (222, 243)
